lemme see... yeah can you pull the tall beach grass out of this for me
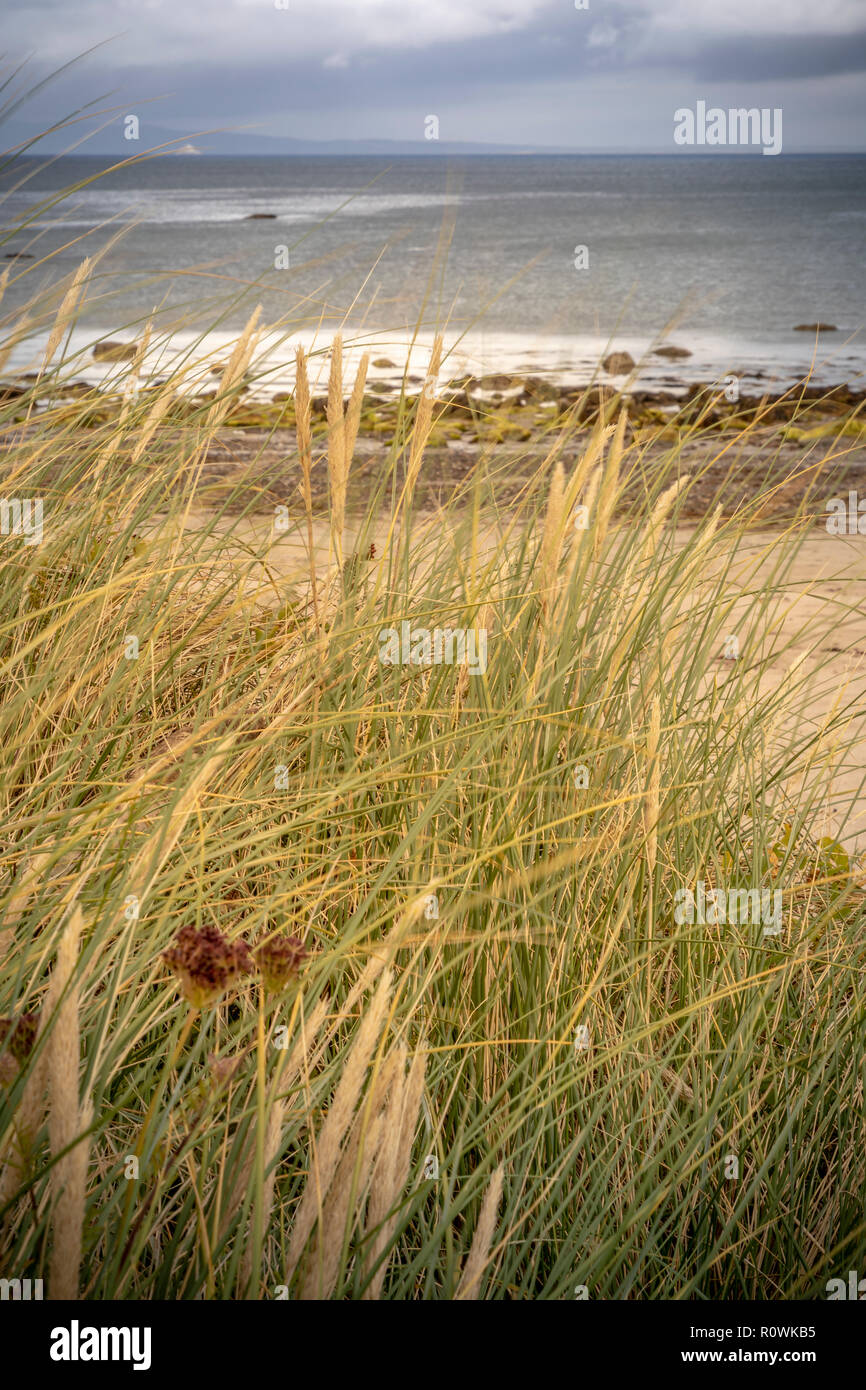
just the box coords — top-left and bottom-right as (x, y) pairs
(0, 202), (865, 1301)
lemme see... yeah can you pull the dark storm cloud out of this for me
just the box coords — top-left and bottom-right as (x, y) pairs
(21, 11), (866, 123)
(646, 30), (866, 83)
(3, 0), (865, 149)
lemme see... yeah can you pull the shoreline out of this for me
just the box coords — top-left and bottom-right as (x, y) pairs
(4, 369), (865, 526)
(3, 324), (866, 531)
(2, 324), (864, 402)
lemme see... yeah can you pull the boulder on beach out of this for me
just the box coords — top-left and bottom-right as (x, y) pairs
(602, 351), (636, 375)
(436, 390), (470, 412)
(521, 375), (559, 402)
(793, 323), (837, 332)
(92, 341), (138, 363)
(372, 357), (395, 368)
(479, 374), (520, 392)
(564, 383), (616, 419)
(654, 345), (692, 359)
(245, 213), (277, 220)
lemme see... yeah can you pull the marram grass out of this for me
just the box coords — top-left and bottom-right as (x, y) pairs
(0, 262), (864, 1302)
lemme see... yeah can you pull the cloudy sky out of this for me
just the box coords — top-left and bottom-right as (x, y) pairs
(5, 0), (866, 151)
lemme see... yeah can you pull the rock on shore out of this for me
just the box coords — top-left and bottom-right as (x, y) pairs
(603, 351), (636, 374)
(92, 341), (138, 363)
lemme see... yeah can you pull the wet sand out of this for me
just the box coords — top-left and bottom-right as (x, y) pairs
(186, 423), (866, 523)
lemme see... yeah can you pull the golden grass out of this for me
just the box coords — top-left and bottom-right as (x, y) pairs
(0, 256), (864, 1302)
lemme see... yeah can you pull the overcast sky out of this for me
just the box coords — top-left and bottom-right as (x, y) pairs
(4, 0), (866, 150)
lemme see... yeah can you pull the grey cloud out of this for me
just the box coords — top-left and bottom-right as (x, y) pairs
(3, 0), (865, 150)
(677, 31), (866, 82)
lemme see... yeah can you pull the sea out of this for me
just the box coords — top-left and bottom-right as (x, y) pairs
(1, 153), (864, 396)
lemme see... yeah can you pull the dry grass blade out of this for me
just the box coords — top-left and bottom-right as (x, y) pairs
(46, 904), (90, 1300)
(592, 407), (627, 558)
(343, 352), (370, 467)
(293, 345), (319, 624)
(327, 334), (347, 566)
(42, 259), (91, 374)
(362, 1044), (426, 1299)
(406, 334), (443, 505)
(455, 1164), (504, 1299)
(205, 306), (262, 433)
(284, 968), (393, 1281)
(299, 1105), (385, 1300)
(539, 460), (565, 614)
(644, 695), (662, 881)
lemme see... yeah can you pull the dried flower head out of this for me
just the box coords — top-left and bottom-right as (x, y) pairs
(162, 925), (253, 1010)
(0, 1010), (40, 1083)
(253, 934), (308, 992)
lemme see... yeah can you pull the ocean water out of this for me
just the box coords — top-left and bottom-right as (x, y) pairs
(1, 154), (864, 391)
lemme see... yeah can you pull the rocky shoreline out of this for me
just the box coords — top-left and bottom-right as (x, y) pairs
(2, 373), (865, 525)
